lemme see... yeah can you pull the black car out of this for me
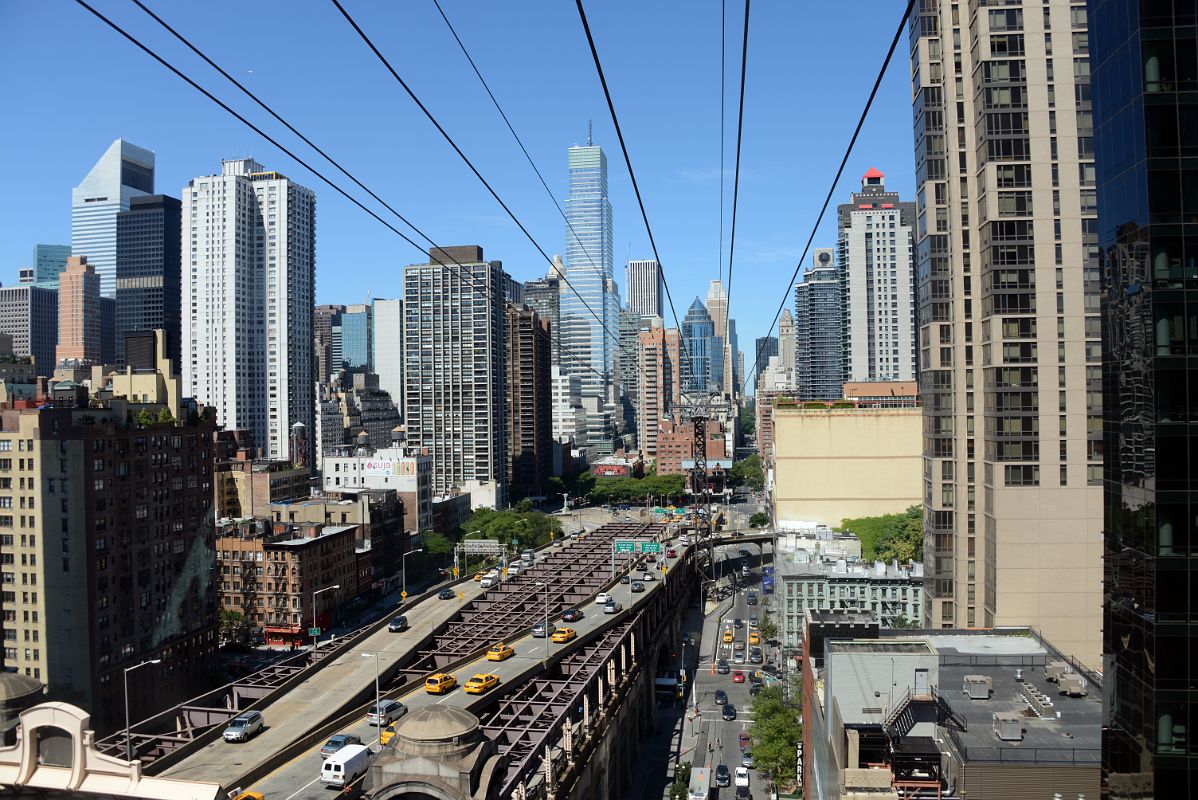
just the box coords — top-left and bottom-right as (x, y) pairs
(387, 616), (408, 632)
(717, 659), (730, 674)
(438, 588), (455, 600)
(715, 764), (731, 787)
(619, 574), (631, 584)
(714, 689), (728, 705)
(722, 704), (737, 721)
(749, 683), (762, 697)
(562, 608), (583, 622)
(733, 618), (744, 629)
(630, 581), (645, 593)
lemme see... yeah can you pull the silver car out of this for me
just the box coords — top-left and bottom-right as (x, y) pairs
(222, 710), (263, 742)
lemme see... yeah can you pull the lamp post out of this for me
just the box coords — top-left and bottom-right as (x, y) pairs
(535, 580), (550, 665)
(401, 548), (422, 601)
(312, 583), (340, 653)
(124, 658), (160, 761)
(361, 652), (381, 748)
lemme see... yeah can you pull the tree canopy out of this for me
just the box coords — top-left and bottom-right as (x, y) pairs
(729, 454), (765, 492)
(748, 511), (770, 528)
(586, 472), (687, 505)
(749, 686), (802, 789)
(456, 508), (562, 550)
(839, 505), (924, 562)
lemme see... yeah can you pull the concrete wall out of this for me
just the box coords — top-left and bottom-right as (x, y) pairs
(772, 407), (921, 526)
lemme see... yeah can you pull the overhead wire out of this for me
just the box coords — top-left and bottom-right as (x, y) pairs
(721, 0), (750, 398)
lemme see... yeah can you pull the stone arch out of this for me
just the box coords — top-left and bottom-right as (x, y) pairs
(7, 702), (93, 788)
(370, 779), (463, 800)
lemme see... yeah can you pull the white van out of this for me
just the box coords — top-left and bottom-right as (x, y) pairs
(480, 574), (500, 588)
(521, 549), (536, 565)
(321, 743), (370, 788)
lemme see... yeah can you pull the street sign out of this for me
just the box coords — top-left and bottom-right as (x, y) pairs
(461, 540), (506, 555)
(308, 627), (321, 636)
(400, 591), (408, 600)
(458, 591), (465, 600)
(641, 541), (662, 554)
(615, 541), (636, 554)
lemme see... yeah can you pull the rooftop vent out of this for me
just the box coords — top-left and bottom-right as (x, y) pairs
(1059, 673), (1088, 697)
(993, 712), (1023, 742)
(1045, 660), (1071, 683)
(1021, 682), (1055, 718)
(962, 674), (993, 700)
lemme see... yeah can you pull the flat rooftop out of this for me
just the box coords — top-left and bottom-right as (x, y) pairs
(270, 524), (358, 547)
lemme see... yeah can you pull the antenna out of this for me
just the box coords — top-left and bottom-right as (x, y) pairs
(587, 119), (593, 147)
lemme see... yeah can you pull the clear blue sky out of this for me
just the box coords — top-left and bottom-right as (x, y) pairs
(0, 0), (915, 388)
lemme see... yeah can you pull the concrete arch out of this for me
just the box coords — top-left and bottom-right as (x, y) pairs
(370, 778), (464, 800)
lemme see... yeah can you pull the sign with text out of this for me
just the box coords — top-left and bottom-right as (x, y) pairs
(615, 540), (662, 554)
(461, 540), (506, 555)
(615, 541), (637, 553)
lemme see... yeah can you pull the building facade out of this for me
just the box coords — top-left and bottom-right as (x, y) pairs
(1094, 0), (1198, 793)
(778, 307), (796, 384)
(910, 0), (1102, 664)
(340, 303), (372, 371)
(838, 168), (917, 383)
(31, 244), (71, 287)
(321, 447), (433, 534)
(0, 287), (60, 378)
(71, 139), (155, 298)
(794, 249), (845, 400)
(626, 259), (663, 318)
(523, 275), (561, 367)
(403, 246), (507, 505)
(505, 304), (552, 498)
(372, 298), (403, 418)
(636, 325), (682, 459)
(314, 304), (346, 385)
(616, 305), (642, 442)
(753, 335), (778, 391)
(183, 159), (316, 463)
(551, 365), (585, 447)
(681, 298), (715, 393)
(115, 195), (181, 365)
(55, 256), (101, 368)
(314, 371), (400, 469)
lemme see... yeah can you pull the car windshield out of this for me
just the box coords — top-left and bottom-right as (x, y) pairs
(229, 719), (247, 728)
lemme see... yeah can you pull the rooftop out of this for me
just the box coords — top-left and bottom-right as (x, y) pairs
(778, 553), (923, 581)
(268, 524), (358, 548)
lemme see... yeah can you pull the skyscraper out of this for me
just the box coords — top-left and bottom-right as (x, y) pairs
(115, 194), (181, 365)
(838, 168), (916, 382)
(616, 305), (642, 442)
(637, 324), (682, 459)
(705, 279), (734, 395)
(403, 246), (508, 505)
(71, 139), (155, 298)
(794, 249), (844, 400)
(55, 256), (101, 367)
(32, 244), (71, 286)
(911, 0), (1100, 664)
(1094, 0), (1198, 792)
(626, 259), (663, 318)
(523, 275), (561, 365)
(754, 336), (778, 391)
(340, 303), (372, 370)
(314, 304), (346, 384)
(0, 286), (57, 376)
(681, 297), (714, 393)
(561, 134), (617, 405)
(506, 304), (552, 497)
(372, 298), (403, 417)
(778, 308), (796, 385)
(183, 159), (315, 462)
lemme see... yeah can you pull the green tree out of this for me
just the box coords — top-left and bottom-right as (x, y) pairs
(730, 454), (765, 492)
(220, 609), (248, 641)
(156, 407), (174, 424)
(136, 409), (154, 428)
(749, 511), (770, 528)
(739, 403), (757, 436)
(840, 505), (923, 563)
(668, 762), (692, 800)
(749, 686), (802, 789)
(757, 612), (779, 643)
(420, 530), (455, 557)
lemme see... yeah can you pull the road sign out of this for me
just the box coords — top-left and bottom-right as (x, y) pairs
(615, 541), (636, 554)
(308, 627), (321, 636)
(461, 540), (506, 555)
(458, 591), (465, 600)
(641, 541), (662, 554)
(400, 591), (408, 600)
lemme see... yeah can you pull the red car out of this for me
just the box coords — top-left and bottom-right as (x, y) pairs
(738, 731), (751, 749)
(732, 670), (746, 683)
(666, 549), (678, 558)
(645, 554), (658, 564)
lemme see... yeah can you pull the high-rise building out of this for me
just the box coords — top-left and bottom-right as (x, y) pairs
(561, 135), (618, 405)
(314, 371), (401, 468)
(32, 244), (71, 287)
(1094, 0), (1197, 792)
(705, 279), (738, 396)
(0, 332), (218, 732)
(551, 365), (585, 445)
(637, 324), (682, 459)
(506, 304), (553, 497)
(523, 275), (561, 365)
(838, 168), (916, 382)
(754, 336), (779, 390)
(340, 303), (372, 371)
(778, 307), (796, 384)
(681, 298), (715, 393)
(372, 298), (403, 417)
(616, 306), (642, 442)
(314, 304), (346, 384)
(71, 139), (155, 298)
(55, 256), (101, 367)
(911, 0), (1101, 664)
(183, 159), (316, 462)
(0, 286), (57, 376)
(115, 195), (181, 365)
(626, 259), (663, 318)
(794, 249), (844, 400)
(403, 246), (507, 505)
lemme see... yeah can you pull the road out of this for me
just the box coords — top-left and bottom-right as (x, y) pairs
(246, 531), (686, 800)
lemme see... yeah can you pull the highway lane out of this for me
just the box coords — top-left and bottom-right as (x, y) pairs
(247, 535), (685, 800)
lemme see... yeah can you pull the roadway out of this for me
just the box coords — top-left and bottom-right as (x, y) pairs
(246, 534), (688, 800)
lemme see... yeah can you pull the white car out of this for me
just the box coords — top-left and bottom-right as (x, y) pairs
(595, 592), (612, 605)
(222, 710), (263, 742)
(735, 766), (750, 788)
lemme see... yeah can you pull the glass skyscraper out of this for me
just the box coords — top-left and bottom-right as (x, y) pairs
(561, 136), (617, 402)
(114, 195), (181, 366)
(681, 297), (714, 393)
(340, 304), (373, 371)
(72, 139), (155, 298)
(33, 244), (71, 286)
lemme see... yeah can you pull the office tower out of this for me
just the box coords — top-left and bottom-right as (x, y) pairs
(778, 308), (796, 384)
(838, 168), (916, 382)
(340, 303), (372, 370)
(506, 304), (553, 497)
(637, 325), (682, 459)
(1095, 0), (1197, 791)
(71, 139), (155, 298)
(616, 306), (642, 441)
(626, 259), (663, 318)
(0, 286), (57, 376)
(115, 195), (181, 365)
(99, 296), (115, 366)
(523, 275), (561, 365)
(0, 332), (218, 731)
(911, 0), (1100, 664)
(561, 134), (618, 405)
(681, 298), (714, 393)
(372, 298), (402, 417)
(794, 249), (845, 400)
(55, 256), (101, 367)
(314, 304), (346, 384)
(32, 244), (71, 286)
(705, 279), (738, 395)
(754, 336), (779, 390)
(726, 319), (740, 396)
(551, 365), (586, 445)
(403, 246), (507, 505)
(183, 159), (315, 462)
(314, 371), (401, 468)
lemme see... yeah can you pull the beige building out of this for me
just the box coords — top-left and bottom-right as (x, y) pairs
(772, 405), (921, 526)
(55, 256), (100, 367)
(909, 0), (1101, 665)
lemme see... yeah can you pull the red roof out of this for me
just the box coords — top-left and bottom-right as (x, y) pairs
(863, 167), (885, 180)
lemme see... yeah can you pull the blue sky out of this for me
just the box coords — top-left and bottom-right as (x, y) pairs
(0, 0), (915, 387)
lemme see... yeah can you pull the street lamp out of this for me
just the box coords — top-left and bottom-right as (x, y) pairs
(361, 652), (381, 748)
(124, 659), (160, 761)
(401, 548), (422, 602)
(463, 530), (484, 578)
(535, 580), (550, 665)
(312, 584), (340, 653)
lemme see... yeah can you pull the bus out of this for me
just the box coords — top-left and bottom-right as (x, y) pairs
(688, 767), (712, 800)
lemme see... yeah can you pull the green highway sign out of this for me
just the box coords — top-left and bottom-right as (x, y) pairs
(308, 627), (321, 636)
(640, 541), (662, 554)
(615, 541), (636, 554)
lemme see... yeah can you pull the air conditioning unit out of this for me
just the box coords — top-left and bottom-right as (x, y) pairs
(963, 674), (993, 700)
(993, 712), (1023, 742)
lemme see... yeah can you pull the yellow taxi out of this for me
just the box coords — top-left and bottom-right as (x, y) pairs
(723, 629), (734, 644)
(473, 572), (484, 582)
(486, 643), (514, 661)
(380, 723), (397, 747)
(232, 793), (264, 800)
(748, 631), (761, 646)
(550, 627), (577, 644)
(424, 673), (457, 694)
(463, 673), (500, 695)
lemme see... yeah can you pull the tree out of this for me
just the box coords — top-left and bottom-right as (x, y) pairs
(668, 762), (692, 800)
(748, 512), (770, 528)
(730, 454), (765, 492)
(220, 609), (249, 641)
(840, 505), (924, 563)
(748, 686), (802, 789)
(739, 403), (757, 436)
(136, 409), (154, 428)
(420, 530), (455, 557)
(156, 407), (174, 424)
(757, 612), (780, 644)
